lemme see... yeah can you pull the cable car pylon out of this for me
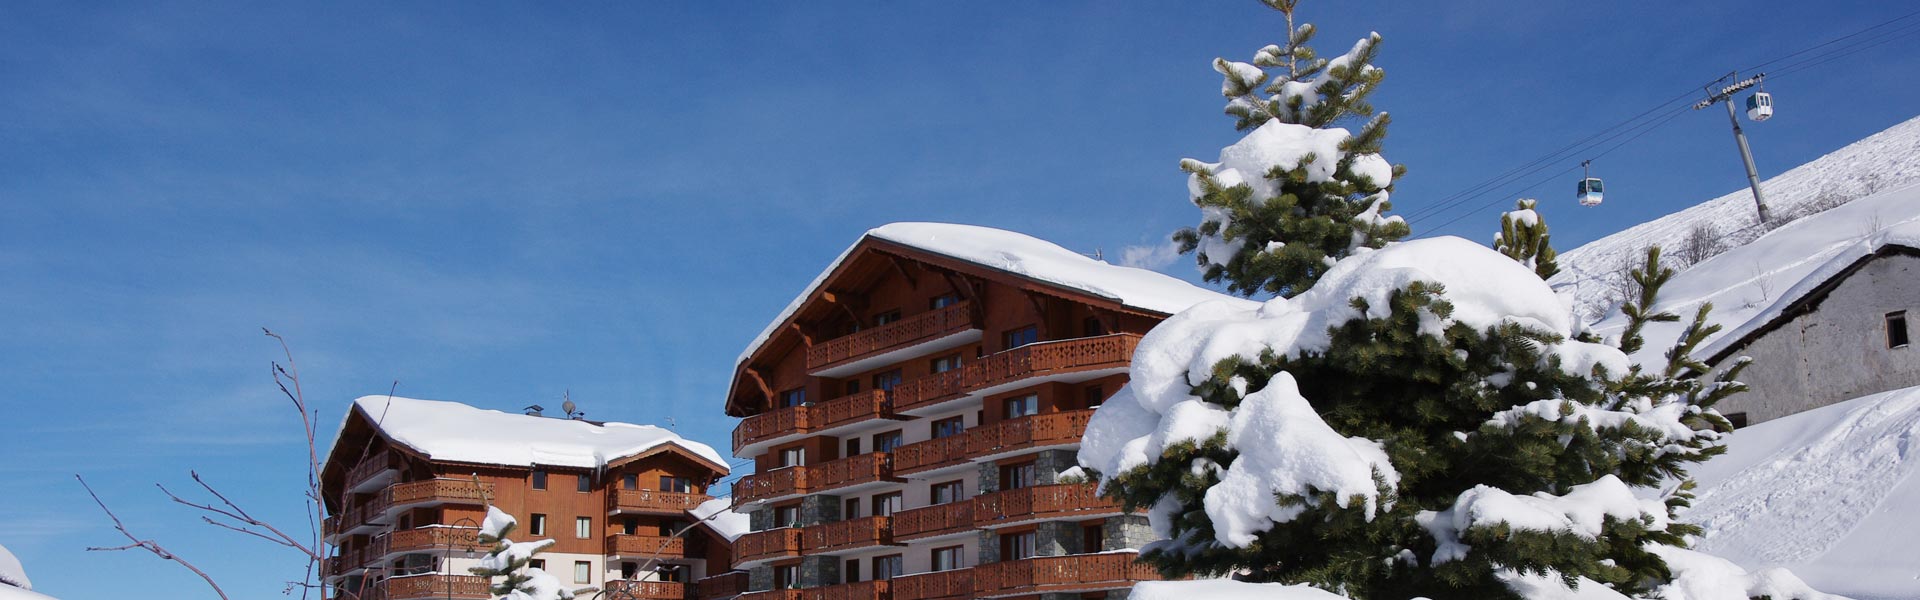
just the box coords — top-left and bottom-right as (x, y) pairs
(1694, 72), (1773, 224)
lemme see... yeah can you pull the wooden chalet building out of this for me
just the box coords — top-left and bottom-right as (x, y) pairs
(320, 396), (751, 600)
(723, 223), (1241, 600)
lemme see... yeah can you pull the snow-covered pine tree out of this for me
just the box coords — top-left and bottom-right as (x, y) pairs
(1494, 199), (1559, 279)
(470, 506), (594, 600)
(1078, 5), (1826, 598)
(1172, 0), (1409, 298)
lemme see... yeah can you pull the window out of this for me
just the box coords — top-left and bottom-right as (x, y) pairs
(872, 492), (903, 517)
(529, 559), (546, 571)
(621, 473), (638, 490)
(658, 565), (686, 582)
(931, 546), (966, 572)
(775, 564), (800, 589)
(846, 438), (862, 456)
(846, 380), (862, 395)
(577, 474), (591, 493)
(930, 480), (964, 505)
(1725, 412), (1750, 429)
(622, 516), (638, 535)
(1084, 385), (1106, 408)
(1083, 523), (1105, 552)
(874, 430), (903, 453)
(531, 470), (548, 490)
(662, 519), (688, 536)
(874, 554), (904, 580)
(872, 369), (902, 392)
(620, 561), (638, 580)
(844, 558), (861, 583)
(930, 353), (962, 373)
(873, 310), (902, 326)
(574, 561), (592, 584)
(660, 476), (693, 493)
(1003, 325), (1038, 350)
(1000, 531), (1036, 561)
(1890, 311), (1911, 348)
(1083, 316), (1106, 337)
(780, 447), (806, 467)
(931, 294), (960, 309)
(530, 513), (548, 536)
(575, 517), (592, 539)
(777, 387), (807, 408)
(1004, 394), (1038, 419)
(845, 498), (861, 519)
(1001, 463), (1037, 490)
(775, 505), (801, 528)
(931, 416), (965, 439)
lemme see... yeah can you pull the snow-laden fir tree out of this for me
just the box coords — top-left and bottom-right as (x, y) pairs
(1172, 0), (1410, 298)
(470, 506), (594, 600)
(1082, 3), (1837, 598)
(1494, 199), (1559, 279)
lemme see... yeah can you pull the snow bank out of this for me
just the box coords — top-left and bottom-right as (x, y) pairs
(733, 222), (1253, 368)
(1554, 115), (1920, 321)
(1683, 384), (1920, 599)
(1586, 181), (1920, 366)
(690, 497), (751, 542)
(345, 396), (728, 470)
(1132, 579), (1350, 600)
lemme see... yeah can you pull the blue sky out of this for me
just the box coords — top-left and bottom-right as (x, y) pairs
(2, 1), (1915, 598)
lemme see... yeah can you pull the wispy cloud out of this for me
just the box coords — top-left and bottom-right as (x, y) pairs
(1119, 238), (1183, 270)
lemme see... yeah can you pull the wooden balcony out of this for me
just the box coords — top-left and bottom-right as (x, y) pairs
(972, 483), (1120, 528)
(607, 534), (687, 559)
(604, 580), (688, 600)
(385, 574), (490, 600)
(697, 571), (748, 599)
(891, 435), (968, 475)
(389, 478), (493, 507)
(802, 516), (895, 553)
(735, 527), (804, 565)
(734, 404), (815, 453)
(892, 501), (973, 541)
(609, 489), (710, 515)
(733, 466), (812, 507)
(966, 410), (1095, 459)
(894, 334), (1141, 414)
(738, 592), (805, 600)
(890, 370), (967, 414)
(346, 450), (394, 489)
(815, 390), (897, 430)
(385, 526), (482, 554)
(805, 580), (891, 600)
(813, 453), (898, 493)
(890, 569), (972, 600)
(806, 301), (976, 373)
(972, 552), (1158, 598)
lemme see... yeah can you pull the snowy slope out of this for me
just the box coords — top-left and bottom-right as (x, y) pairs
(1684, 384), (1920, 600)
(1554, 115), (1920, 320)
(1586, 181), (1920, 366)
(343, 396), (729, 470)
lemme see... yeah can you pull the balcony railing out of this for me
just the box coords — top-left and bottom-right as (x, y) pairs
(891, 435), (967, 475)
(734, 404), (815, 453)
(733, 390), (899, 454)
(603, 580), (687, 600)
(738, 592), (805, 600)
(972, 552), (1158, 598)
(892, 501), (973, 541)
(606, 534), (686, 558)
(806, 580), (891, 600)
(697, 571), (748, 599)
(814, 453), (897, 492)
(735, 527), (804, 565)
(816, 390), (896, 430)
(385, 526), (482, 555)
(733, 466), (812, 507)
(609, 489), (710, 514)
(890, 369), (968, 413)
(891, 569), (972, 600)
(806, 301), (976, 372)
(346, 450), (394, 489)
(802, 516), (895, 553)
(972, 483), (1119, 527)
(895, 334), (1141, 414)
(967, 410), (1095, 458)
(385, 574), (490, 600)
(390, 478), (492, 507)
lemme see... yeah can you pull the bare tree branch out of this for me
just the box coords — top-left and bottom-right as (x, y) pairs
(78, 475), (232, 600)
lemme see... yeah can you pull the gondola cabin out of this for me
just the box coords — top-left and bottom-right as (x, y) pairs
(1747, 91), (1774, 121)
(1577, 177), (1604, 207)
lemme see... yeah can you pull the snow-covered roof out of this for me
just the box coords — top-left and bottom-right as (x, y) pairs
(343, 396), (729, 470)
(1684, 383), (1920, 599)
(734, 222), (1253, 368)
(1590, 181), (1920, 366)
(0, 543), (28, 591)
(689, 497), (751, 542)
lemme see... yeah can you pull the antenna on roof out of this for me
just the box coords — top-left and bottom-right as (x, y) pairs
(1083, 247), (1104, 261)
(666, 416), (677, 430)
(563, 390), (584, 420)
(523, 404), (544, 417)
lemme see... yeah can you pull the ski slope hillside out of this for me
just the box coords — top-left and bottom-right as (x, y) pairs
(1552, 115), (1920, 319)
(1684, 384), (1920, 600)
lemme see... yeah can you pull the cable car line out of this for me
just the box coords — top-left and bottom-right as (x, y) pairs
(1766, 19), (1920, 80)
(1740, 8), (1920, 74)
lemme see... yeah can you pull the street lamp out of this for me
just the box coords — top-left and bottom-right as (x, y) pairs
(442, 517), (480, 600)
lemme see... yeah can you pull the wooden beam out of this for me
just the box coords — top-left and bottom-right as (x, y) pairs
(786, 322), (815, 348)
(1023, 291), (1050, 338)
(820, 290), (865, 322)
(743, 367), (775, 404)
(887, 255), (920, 289)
